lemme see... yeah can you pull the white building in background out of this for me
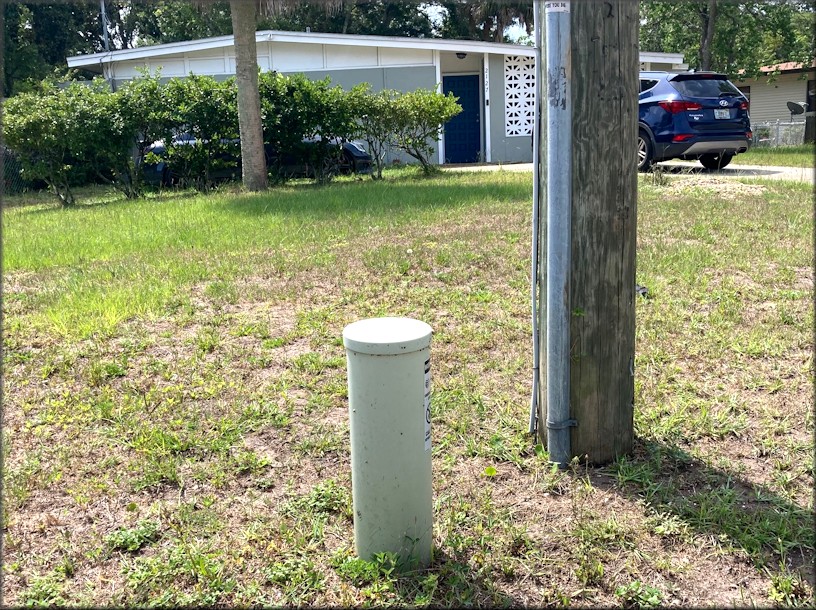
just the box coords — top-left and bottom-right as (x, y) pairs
(67, 30), (686, 165)
(734, 60), (816, 123)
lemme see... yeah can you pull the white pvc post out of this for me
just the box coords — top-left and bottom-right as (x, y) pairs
(343, 317), (433, 570)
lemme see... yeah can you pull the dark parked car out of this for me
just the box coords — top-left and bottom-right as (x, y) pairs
(638, 71), (752, 171)
(140, 136), (372, 186)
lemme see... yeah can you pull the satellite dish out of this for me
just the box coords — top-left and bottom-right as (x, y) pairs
(787, 101), (806, 115)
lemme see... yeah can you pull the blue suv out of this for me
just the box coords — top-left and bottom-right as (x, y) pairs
(638, 71), (751, 171)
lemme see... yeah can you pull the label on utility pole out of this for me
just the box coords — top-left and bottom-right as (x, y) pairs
(544, 1), (570, 12)
(424, 358), (431, 451)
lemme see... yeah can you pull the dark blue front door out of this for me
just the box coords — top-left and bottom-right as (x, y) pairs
(443, 75), (481, 163)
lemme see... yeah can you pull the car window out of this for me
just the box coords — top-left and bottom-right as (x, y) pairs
(671, 78), (741, 98)
(640, 79), (659, 92)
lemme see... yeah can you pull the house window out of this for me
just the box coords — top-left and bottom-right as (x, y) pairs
(738, 85), (750, 111)
(807, 80), (815, 112)
(504, 55), (536, 137)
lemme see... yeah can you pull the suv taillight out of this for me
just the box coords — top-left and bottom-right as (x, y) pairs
(658, 100), (703, 113)
(740, 101), (749, 110)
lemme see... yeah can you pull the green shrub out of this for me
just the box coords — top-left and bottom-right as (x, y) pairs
(3, 80), (133, 205)
(353, 86), (400, 180)
(115, 71), (176, 196)
(161, 74), (239, 191)
(259, 73), (361, 184)
(392, 88), (461, 174)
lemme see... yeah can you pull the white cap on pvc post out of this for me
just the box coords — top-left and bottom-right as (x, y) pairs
(343, 317), (433, 569)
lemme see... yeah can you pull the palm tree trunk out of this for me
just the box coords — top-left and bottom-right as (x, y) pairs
(231, 0), (267, 191)
(699, 0), (718, 71)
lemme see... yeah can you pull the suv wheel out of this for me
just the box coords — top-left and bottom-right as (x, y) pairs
(637, 131), (654, 172)
(699, 152), (734, 170)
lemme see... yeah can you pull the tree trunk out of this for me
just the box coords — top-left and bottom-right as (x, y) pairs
(700, 0), (718, 71)
(230, 0), (267, 192)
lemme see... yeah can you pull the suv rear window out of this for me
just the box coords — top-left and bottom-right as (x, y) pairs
(671, 78), (742, 98)
(640, 79), (659, 92)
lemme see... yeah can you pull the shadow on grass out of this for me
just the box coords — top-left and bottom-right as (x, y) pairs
(388, 549), (521, 607)
(656, 163), (784, 177)
(594, 437), (814, 582)
(7, 171), (530, 223)
(4, 185), (202, 214)
(226, 177), (530, 220)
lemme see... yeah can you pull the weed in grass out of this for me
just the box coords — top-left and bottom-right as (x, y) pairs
(105, 520), (161, 552)
(19, 573), (66, 607)
(3, 171), (812, 607)
(265, 555), (325, 604)
(331, 548), (398, 588)
(238, 400), (291, 432)
(292, 351), (344, 375)
(88, 358), (128, 386)
(229, 447), (271, 475)
(614, 580), (663, 609)
(645, 512), (692, 541)
(282, 479), (352, 519)
(294, 424), (346, 457)
(767, 564), (813, 607)
(233, 322), (270, 338)
(194, 327), (220, 354)
(123, 541), (236, 605)
(204, 280), (238, 304)
(261, 336), (287, 349)
(130, 453), (182, 491)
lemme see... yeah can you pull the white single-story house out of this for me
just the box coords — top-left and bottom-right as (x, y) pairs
(67, 30), (686, 165)
(734, 60), (816, 123)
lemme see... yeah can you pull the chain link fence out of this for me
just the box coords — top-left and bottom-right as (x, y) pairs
(751, 120), (807, 147)
(2, 146), (34, 196)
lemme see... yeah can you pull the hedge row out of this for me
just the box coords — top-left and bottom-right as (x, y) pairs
(2, 72), (461, 205)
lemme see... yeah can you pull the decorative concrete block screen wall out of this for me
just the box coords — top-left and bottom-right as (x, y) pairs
(504, 54), (536, 137)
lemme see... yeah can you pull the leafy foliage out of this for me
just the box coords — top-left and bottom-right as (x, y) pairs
(392, 89), (462, 174)
(437, 0), (532, 42)
(352, 86), (401, 180)
(2, 80), (132, 205)
(115, 70), (176, 195)
(260, 0), (434, 38)
(259, 73), (364, 184)
(105, 520), (161, 552)
(4, 71), (462, 200)
(639, 0), (815, 76)
(614, 580), (664, 609)
(161, 75), (240, 190)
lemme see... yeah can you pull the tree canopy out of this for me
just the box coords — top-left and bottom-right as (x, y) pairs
(639, 0), (815, 77)
(5, 0), (814, 96)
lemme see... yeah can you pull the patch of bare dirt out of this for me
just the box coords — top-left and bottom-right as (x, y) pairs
(664, 176), (768, 201)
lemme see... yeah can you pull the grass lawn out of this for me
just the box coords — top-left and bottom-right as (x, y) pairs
(736, 144), (815, 168)
(2, 170), (813, 607)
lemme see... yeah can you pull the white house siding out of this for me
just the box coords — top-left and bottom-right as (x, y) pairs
(71, 33), (683, 165)
(734, 72), (815, 123)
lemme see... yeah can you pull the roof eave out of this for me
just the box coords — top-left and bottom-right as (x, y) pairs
(66, 30), (537, 69)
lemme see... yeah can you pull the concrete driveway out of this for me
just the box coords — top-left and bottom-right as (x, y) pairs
(654, 161), (814, 184)
(443, 161), (814, 184)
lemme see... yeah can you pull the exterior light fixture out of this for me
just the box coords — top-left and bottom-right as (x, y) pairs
(456, 52), (467, 59)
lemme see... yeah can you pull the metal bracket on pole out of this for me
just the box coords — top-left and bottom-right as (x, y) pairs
(546, 418), (577, 430)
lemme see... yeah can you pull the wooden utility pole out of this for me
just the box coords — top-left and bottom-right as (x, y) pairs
(536, 0), (638, 465)
(569, 0), (638, 464)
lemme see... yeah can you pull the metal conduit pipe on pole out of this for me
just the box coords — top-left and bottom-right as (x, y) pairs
(545, 0), (574, 467)
(528, 0), (544, 435)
